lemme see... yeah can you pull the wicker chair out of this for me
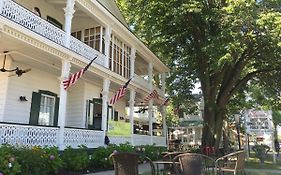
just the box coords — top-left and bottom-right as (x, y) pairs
(109, 152), (155, 175)
(215, 150), (246, 175)
(154, 151), (184, 174)
(173, 153), (216, 175)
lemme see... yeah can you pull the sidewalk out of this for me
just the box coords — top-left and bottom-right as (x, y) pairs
(86, 165), (281, 175)
(85, 163), (160, 175)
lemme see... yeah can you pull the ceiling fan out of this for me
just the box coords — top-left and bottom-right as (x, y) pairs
(0, 51), (31, 77)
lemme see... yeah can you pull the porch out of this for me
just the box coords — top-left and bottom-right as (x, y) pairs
(0, 122), (166, 148)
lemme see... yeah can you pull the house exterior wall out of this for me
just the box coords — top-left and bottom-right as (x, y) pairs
(66, 81), (86, 128)
(3, 61), (59, 124)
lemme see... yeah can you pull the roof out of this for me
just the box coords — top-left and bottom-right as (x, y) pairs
(96, 0), (128, 27)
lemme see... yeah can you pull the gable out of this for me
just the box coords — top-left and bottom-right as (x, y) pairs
(97, 0), (128, 28)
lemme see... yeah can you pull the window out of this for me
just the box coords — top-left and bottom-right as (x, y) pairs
(29, 90), (59, 126)
(71, 26), (105, 54)
(38, 94), (55, 125)
(47, 16), (63, 29)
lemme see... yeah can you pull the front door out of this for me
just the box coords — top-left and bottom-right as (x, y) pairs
(87, 98), (102, 130)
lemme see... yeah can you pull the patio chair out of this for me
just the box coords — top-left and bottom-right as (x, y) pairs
(215, 150), (246, 175)
(154, 151), (184, 174)
(173, 153), (216, 175)
(109, 152), (155, 175)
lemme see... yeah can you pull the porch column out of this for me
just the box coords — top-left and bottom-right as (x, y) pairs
(104, 27), (112, 68)
(129, 89), (136, 144)
(58, 59), (71, 150)
(64, 0), (75, 47)
(161, 73), (167, 139)
(130, 48), (136, 78)
(148, 62), (153, 144)
(101, 78), (110, 131)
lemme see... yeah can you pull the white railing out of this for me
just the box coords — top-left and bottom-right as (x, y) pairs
(1, 0), (65, 45)
(64, 128), (104, 148)
(132, 134), (152, 146)
(0, 123), (59, 147)
(152, 136), (166, 146)
(109, 135), (132, 145)
(0, 0), (106, 67)
(69, 36), (106, 67)
(134, 74), (149, 89)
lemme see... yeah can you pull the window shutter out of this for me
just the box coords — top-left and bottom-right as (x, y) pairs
(29, 92), (41, 125)
(53, 97), (60, 126)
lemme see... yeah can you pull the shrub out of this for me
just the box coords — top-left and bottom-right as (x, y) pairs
(0, 144), (21, 175)
(42, 146), (64, 174)
(252, 144), (270, 164)
(16, 146), (48, 175)
(61, 145), (90, 171)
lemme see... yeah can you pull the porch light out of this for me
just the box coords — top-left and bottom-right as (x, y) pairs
(0, 51), (31, 77)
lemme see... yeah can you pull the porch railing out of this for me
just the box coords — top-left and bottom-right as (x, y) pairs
(0, 123), (59, 147)
(0, 123), (167, 148)
(64, 127), (104, 148)
(0, 0), (105, 67)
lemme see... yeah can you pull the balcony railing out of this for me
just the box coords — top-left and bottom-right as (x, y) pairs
(0, 0), (105, 67)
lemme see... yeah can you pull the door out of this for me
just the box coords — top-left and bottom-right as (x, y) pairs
(87, 98), (102, 130)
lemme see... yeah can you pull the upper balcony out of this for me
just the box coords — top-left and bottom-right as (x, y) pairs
(0, 0), (168, 97)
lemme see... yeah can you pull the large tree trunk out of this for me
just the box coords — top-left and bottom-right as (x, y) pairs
(201, 104), (225, 150)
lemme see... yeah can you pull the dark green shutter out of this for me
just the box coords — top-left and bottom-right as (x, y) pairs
(29, 92), (41, 125)
(53, 97), (60, 126)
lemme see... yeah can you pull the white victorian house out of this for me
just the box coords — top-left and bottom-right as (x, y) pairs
(0, 0), (169, 150)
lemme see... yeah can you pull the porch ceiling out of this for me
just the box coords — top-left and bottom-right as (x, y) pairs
(0, 34), (62, 76)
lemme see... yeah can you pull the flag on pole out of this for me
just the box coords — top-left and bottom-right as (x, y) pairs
(109, 78), (132, 105)
(161, 97), (170, 106)
(63, 56), (97, 90)
(144, 90), (159, 103)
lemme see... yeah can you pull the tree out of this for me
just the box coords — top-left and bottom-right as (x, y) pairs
(117, 0), (281, 149)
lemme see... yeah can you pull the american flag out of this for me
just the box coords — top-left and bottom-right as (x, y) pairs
(144, 90), (159, 103)
(63, 56), (97, 90)
(161, 97), (170, 106)
(109, 78), (132, 105)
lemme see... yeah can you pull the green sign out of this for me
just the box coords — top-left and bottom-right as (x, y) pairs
(108, 120), (131, 136)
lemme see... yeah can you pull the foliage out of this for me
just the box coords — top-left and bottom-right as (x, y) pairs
(117, 0), (281, 148)
(135, 144), (167, 161)
(61, 145), (90, 171)
(252, 144), (270, 164)
(42, 146), (64, 174)
(0, 144), (21, 175)
(16, 146), (49, 175)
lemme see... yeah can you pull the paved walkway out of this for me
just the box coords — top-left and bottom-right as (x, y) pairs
(86, 164), (281, 175)
(85, 163), (159, 175)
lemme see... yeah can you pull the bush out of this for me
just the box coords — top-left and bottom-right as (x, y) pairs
(16, 146), (48, 175)
(61, 145), (90, 171)
(0, 144), (21, 175)
(252, 144), (270, 164)
(42, 146), (64, 174)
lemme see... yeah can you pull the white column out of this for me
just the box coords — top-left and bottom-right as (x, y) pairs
(130, 48), (136, 78)
(101, 78), (110, 131)
(161, 73), (167, 138)
(104, 27), (112, 68)
(64, 0), (75, 47)
(58, 59), (71, 150)
(148, 63), (153, 143)
(129, 89), (136, 144)
(0, 0), (6, 14)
